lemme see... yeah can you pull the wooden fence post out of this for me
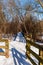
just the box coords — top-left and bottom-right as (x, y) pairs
(26, 42), (30, 58)
(5, 40), (9, 58)
(39, 46), (43, 65)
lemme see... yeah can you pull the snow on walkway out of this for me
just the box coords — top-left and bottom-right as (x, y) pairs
(0, 41), (32, 65)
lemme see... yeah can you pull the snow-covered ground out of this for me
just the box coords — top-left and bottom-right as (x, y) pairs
(0, 40), (42, 65)
(0, 41), (32, 65)
(0, 32), (42, 65)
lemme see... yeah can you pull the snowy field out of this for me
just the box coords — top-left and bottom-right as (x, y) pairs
(0, 41), (32, 65)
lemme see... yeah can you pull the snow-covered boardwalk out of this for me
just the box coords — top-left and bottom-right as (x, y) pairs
(0, 41), (32, 65)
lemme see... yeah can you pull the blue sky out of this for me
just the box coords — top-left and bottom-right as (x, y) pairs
(1, 0), (43, 21)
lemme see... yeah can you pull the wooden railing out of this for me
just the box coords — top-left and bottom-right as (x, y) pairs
(0, 39), (9, 58)
(26, 37), (43, 65)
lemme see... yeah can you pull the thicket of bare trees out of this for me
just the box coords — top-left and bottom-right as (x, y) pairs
(21, 16), (42, 40)
(0, 4), (42, 37)
(0, 4), (6, 34)
(0, 0), (43, 40)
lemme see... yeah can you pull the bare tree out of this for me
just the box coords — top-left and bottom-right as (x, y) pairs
(36, 0), (43, 8)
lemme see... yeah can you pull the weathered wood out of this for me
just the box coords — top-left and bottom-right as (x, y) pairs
(0, 46), (7, 48)
(5, 41), (9, 58)
(0, 39), (9, 58)
(0, 39), (8, 42)
(26, 39), (43, 50)
(26, 37), (43, 65)
(0, 52), (5, 56)
(39, 49), (43, 65)
(26, 46), (43, 64)
(26, 52), (37, 65)
(26, 42), (30, 57)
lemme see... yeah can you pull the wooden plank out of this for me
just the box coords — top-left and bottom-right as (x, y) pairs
(0, 52), (5, 56)
(26, 40), (43, 50)
(26, 52), (37, 65)
(0, 46), (7, 48)
(26, 47), (43, 64)
(0, 39), (8, 43)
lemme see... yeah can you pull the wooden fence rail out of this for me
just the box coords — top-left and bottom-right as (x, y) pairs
(26, 37), (43, 65)
(0, 39), (9, 58)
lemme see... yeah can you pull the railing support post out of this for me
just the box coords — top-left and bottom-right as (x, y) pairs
(26, 42), (30, 58)
(5, 41), (9, 58)
(39, 49), (43, 65)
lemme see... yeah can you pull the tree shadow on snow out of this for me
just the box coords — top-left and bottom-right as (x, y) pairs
(0, 48), (4, 52)
(11, 48), (30, 65)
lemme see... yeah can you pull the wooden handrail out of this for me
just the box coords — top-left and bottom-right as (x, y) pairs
(26, 40), (43, 50)
(26, 37), (43, 65)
